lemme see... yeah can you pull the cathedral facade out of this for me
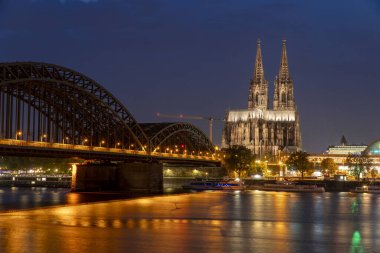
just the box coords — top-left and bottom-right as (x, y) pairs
(222, 40), (302, 159)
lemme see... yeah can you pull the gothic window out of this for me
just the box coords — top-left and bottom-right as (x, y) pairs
(281, 92), (286, 104)
(283, 128), (288, 147)
(250, 123), (254, 142)
(255, 93), (259, 104)
(259, 127), (263, 142)
(273, 125), (277, 145)
(288, 127), (294, 146)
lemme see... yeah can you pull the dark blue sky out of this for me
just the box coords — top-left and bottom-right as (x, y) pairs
(1, 0), (380, 153)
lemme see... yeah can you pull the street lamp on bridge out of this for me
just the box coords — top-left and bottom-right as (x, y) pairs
(15, 131), (22, 140)
(63, 136), (69, 144)
(40, 134), (47, 142)
(82, 138), (88, 145)
(99, 140), (105, 147)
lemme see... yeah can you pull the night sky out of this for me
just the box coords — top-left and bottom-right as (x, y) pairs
(1, 0), (380, 153)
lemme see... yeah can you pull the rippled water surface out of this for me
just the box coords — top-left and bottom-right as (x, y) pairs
(0, 189), (379, 253)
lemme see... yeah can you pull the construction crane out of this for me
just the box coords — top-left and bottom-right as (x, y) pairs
(156, 112), (223, 143)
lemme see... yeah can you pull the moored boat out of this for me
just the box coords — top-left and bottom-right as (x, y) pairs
(257, 181), (325, 192)
(182, 178), (244, 190)
(351, 185), (380, 193)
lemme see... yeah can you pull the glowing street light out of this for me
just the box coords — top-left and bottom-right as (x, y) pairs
(63, 136), (69, 144)
(99, 140), (105, 147)
(40, 134), (47, 142)
(82, 138), (88, 145)
(15, 131), (22, 140)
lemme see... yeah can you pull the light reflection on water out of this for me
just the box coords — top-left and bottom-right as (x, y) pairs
(0, 190), (379, 252)
(0, 187), (69, 211)
(0, 187), (148, 211)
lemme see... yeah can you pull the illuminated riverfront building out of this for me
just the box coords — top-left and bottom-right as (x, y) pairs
(325, 135), (367, 155)
(364, 139), (380, 156)
(309, 137), (380, 176)
(222, 40), (302, 158)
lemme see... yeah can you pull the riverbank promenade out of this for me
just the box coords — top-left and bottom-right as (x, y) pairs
(0, 190), (378, 253)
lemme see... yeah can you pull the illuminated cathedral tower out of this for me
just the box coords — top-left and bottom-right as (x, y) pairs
(248, 39), (268, 110)
(273, 40), (295, 110)
(222, 40), (302, 159)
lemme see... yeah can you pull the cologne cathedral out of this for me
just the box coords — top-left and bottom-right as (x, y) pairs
(222, 40), (302, 158)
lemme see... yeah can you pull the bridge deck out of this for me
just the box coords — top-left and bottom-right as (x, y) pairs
(0, 139), (221, 164)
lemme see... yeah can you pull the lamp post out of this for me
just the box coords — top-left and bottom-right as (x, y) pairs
(15, 131), (22, 140)
(99, 140), (105, 147)
(40, 134), (47, 142)
(82, 138), (88, 145)
(279, 161), (284, 177)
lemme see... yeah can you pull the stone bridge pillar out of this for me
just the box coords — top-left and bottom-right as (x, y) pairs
(71, 162), (163, 193)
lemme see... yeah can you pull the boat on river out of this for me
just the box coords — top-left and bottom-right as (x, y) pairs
(351, 185), (380, 193)
(257, 181), (325, 192)
(182, 178), (244, 190)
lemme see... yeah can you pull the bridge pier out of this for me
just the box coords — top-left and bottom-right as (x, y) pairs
(71, 162), (163, 193)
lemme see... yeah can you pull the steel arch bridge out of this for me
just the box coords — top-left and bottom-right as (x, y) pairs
(0, 62), (215, 160)
(141, 122), (214, 154)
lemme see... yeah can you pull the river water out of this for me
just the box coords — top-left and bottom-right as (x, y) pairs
(0, 188), (379, 252)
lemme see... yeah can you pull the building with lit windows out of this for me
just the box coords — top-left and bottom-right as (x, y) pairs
(309, 136), (380, 177)
(324, 136), (367, 155)
(365, 139), (380, 156)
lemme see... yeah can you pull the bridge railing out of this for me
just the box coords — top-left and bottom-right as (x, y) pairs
(0, 139), (221, 162)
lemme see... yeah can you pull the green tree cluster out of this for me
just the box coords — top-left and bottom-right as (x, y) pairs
(346, 153), (373, 180)
(222, 145), (255, 178)
(0, 156), (81, 174)
(249, 161), (265, 176)
(320, 158), (338, 176)
(285, 151), (312, 179)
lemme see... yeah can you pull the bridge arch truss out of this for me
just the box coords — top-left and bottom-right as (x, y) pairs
(0, 62), (149, 150)
(141, 123), (214, 154)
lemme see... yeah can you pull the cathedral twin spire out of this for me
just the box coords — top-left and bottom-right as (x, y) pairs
(248, 39), (268, 110)
(278, 40), (290, 81)
(248, 39), (295, 111)
(253, 39), (264, 83)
